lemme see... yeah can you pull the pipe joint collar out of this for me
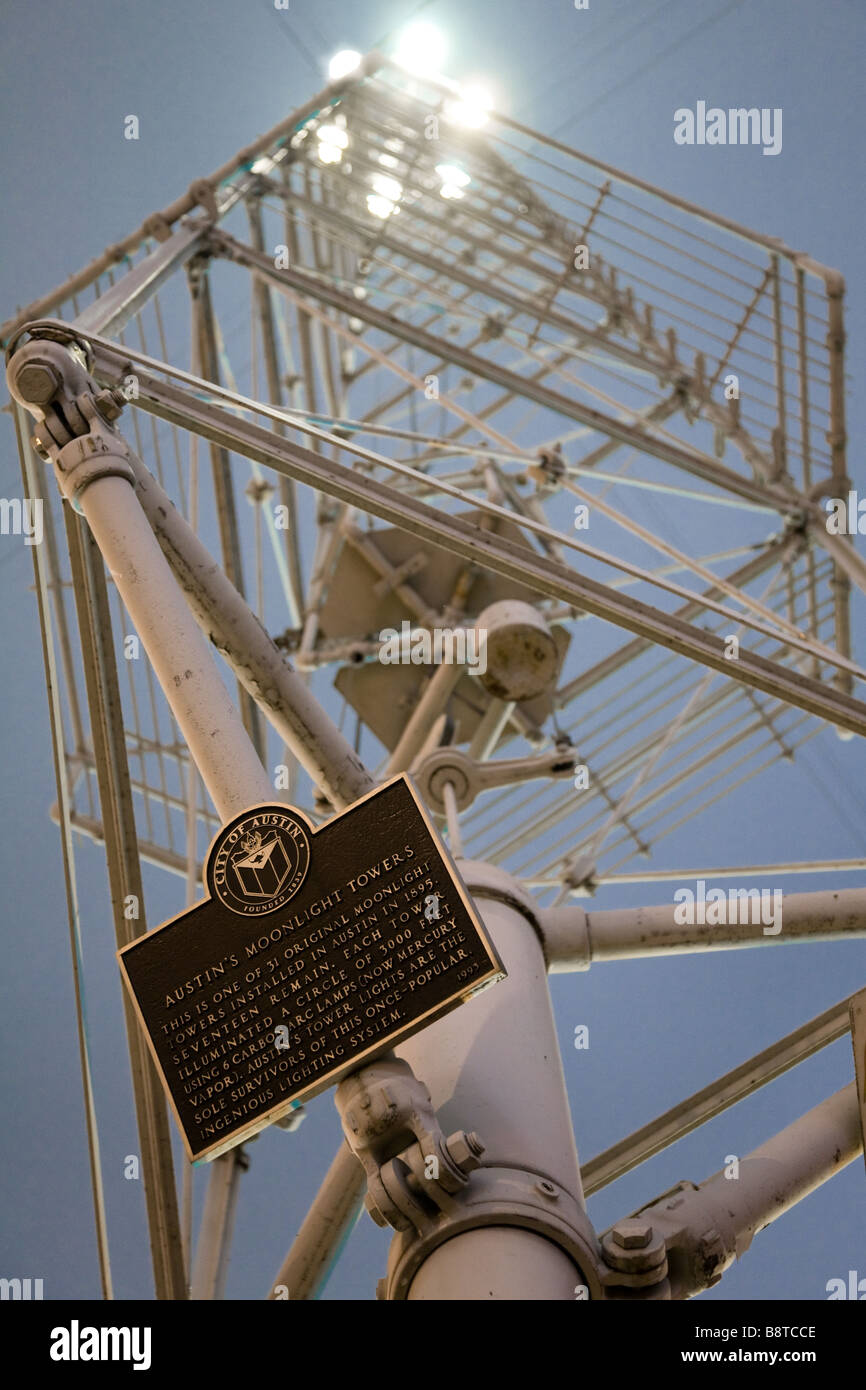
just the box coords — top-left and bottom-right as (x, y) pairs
(381, 1164), (605, 1300)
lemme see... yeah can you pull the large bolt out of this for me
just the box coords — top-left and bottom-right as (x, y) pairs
(444, 1130), (485, 1173)
(14, 360), (61, 406)
(92, 389), (125, 423)
(612, 1219), (653, 1250)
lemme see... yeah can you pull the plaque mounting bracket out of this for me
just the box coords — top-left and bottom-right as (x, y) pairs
(335, 1056), (486, 1233)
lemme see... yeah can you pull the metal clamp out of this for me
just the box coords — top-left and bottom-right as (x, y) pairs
(379, 1165), (606, 1300)
(6, 331), (136, 507)
(599, 1182), (732, 1300)
(335, 1056), (485, 1235)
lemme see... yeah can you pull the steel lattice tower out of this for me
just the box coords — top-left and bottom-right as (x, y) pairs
(4, 47), (865, 1301)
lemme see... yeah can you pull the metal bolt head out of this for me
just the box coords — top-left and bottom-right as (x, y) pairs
(444, 1129), (485, 1173)
(93, 389), (124, 423)
(15, 361), (60, 406)
(612, 1219), (653, 1250)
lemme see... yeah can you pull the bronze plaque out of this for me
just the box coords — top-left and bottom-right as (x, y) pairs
(118, 774), (505, 1162)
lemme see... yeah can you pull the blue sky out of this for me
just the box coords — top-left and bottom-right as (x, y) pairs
(1, 0), (864, 1302)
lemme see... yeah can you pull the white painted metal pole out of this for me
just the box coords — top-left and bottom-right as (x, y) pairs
(105, 453), (376, 1295)
(267, 1143), (363, 1300)
(583, 996), (852, 1195)
(9, 346), (284, 1301)
(76, 476), (273, 816)
(72, 473), (276, 1302)
(541, 887), (866, 972)
(393, 861), (587, 1299)
(644, 1083), (862, 1298)
(385, 659), (465, 776)
(398, 874), (584, 1196)
(124, 453), (373, 809)
(80, 467), (376, 1297)
(467, 698), (515, 761)
(525, 858), (866, 886)
(407, 1227), (580, 1301)
(81, 459), (377, 1298)
(190, 1147), (248, 1301)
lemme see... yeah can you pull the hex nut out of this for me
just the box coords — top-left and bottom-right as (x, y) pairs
(601, 1224), (667, 1279)
(93, 389), (124, 423)
(612, 1219), (653, 1250)
(444, 1130), (485, 1173)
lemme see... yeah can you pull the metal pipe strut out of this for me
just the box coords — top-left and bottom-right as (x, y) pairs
(384, 860), (600, 1300)
(7, 326), (281, 1302)
(16, 408), (116, 1299)
(8, 46), (856, 1308)
(613, 1083), (862, 1299)
(267, 1144), (365, 1301)
(30, 321), (857, 681)
(581, 995), (854, 1195)
(11, 335), (406, 1301)
(541, 886), (866, 971)
(0, 52), (387, 347)
(212, 229), (791, 514)
(34, 325), (866, 739)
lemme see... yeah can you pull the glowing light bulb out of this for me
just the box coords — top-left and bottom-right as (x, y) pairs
(446, 83), (492, 128)
(435, 164), (470, 187)
(371, 173), (402, 202)
(366, 193), (398, 219)
(316, 123), (349, 165)
(317, 125), (348, 149)
(328, 50), (362, 81)
(395, 22), (447, 77)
